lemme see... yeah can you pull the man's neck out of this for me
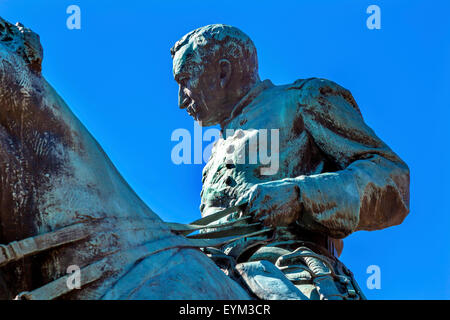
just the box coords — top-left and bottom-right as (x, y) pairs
(220, 79), (274, 130)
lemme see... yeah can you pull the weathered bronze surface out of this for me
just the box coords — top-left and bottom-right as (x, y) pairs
(0, 18), (410, 300)
(0, 17), (250, 299)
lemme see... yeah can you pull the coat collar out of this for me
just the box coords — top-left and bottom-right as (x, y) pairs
(221, 79), (274, 128)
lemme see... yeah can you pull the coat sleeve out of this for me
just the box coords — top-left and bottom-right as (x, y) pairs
(291, 78), (410, 239)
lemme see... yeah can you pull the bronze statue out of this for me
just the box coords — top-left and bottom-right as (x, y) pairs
(170, 24), (410, 299)
(0, 17), (250, 300)
(0, 17), (409, 300)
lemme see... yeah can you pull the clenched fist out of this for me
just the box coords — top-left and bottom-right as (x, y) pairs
(244, 180), (302, 228)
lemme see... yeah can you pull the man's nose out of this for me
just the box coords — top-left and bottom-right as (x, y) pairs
(178, 86), (189, 109)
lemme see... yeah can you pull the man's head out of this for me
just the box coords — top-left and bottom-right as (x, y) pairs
(171, 24), (260, 126)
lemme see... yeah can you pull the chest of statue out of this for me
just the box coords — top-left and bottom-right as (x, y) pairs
(200, 85), (327, 216)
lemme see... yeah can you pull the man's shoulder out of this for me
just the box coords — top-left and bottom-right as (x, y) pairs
(285, 77), (361, 115)
(256, 78), (348, 103)
(287, 77), (349, 94)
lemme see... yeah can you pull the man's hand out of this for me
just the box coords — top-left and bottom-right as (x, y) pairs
(244, 180), (302, 228)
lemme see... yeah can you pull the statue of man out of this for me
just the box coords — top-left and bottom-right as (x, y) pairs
(171, 24), (410, 300)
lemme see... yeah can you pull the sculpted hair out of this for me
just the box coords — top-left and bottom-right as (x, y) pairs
(170, 24), (259, 81)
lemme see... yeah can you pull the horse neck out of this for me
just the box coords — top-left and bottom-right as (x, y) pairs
(0, 65), (167, 296)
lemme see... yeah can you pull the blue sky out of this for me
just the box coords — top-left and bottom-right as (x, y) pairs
(1, 0), (449, 299)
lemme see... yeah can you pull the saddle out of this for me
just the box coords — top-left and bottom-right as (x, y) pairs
(169, 203), (366, 300)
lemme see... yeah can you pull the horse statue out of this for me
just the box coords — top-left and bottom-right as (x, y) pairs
(0, 17), (251, 300)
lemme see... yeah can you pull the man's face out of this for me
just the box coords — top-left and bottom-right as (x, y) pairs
(173, 45), (228, 126)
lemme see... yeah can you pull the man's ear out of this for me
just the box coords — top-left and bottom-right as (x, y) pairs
(218, 59), (232, 88)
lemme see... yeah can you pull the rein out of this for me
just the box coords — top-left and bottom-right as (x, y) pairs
(5, 203), (270, 300)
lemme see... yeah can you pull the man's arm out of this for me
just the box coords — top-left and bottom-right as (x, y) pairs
(296, 78), (410, 238)
(246, 78), (410, 239)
